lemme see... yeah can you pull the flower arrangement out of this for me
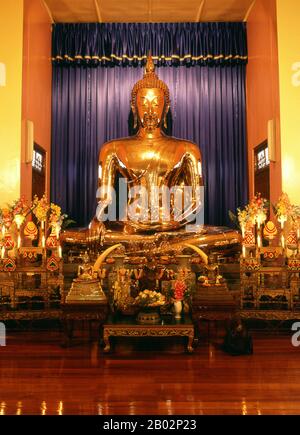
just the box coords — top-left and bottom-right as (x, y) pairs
(165, 280), (194, 304)
(243, 194), (268, 226)
(1, 197), (32, 232)
(173, 280), (187, 301)
(0, 194), (74, 254)
(50, 203), (61, 222)
(11, 196), (30, 217)
(11, 197), (32, 229)
(31, 196), (74, 230)
(237, 208), (251, 231)
(32, 195), (50, 223)
(273, 192), (300, 228)
(230, 193), (269, 234)
(134, 290), (166, 308)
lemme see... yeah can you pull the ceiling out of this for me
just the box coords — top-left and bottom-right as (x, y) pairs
(43, 0), (256, 23)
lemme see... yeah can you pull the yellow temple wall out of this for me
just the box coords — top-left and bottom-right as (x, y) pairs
(246, 0), (281, 204)
(277, 0), (300, 204)
(0, 1), (24, 206)
(21, 0), (52, 201)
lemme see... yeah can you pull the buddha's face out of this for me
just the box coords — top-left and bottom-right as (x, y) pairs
(136, 88), (165, 132)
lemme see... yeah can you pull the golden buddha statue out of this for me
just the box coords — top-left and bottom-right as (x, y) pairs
(63, 55), (240, 255)
(94, 55), (202, 234)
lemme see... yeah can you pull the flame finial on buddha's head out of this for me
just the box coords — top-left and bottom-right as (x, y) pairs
(145, 53), (155, 74)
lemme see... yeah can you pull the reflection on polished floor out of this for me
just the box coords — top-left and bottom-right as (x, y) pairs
(0, 332), (300, 415)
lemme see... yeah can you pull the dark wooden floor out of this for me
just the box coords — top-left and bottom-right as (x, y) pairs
(0, 330), (300, 415)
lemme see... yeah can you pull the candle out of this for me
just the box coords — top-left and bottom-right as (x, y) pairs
(17, 235), (21, 249)
(241, 224), (245, 238)
(281, 234), (285, 248)
(58, 246), (62, 258)
(1, 226), (5, 237)
(14, 214), (24, 230)
(297, 228), (300, 240)
(279, 216), (286, 229)
(257, 218), (261, 230)
(88, 222), (92, 243)
(257, 234), (261, 249)
(42, 235), (45, 248)
(1, 247), (5, 259)
(242, 245), (246, 258)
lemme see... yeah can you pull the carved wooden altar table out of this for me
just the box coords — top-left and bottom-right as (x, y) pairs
(103, 315), (195, 354)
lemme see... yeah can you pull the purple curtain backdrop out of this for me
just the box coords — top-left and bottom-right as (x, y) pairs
(51, 65), (248, 227)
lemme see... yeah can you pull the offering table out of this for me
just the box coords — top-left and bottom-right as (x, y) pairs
(102, 314), (195, 354)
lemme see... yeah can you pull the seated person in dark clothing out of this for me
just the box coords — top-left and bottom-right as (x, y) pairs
(222, 317), (253, 356)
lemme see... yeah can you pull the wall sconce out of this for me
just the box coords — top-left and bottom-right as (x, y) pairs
(0, 63), (6, 87)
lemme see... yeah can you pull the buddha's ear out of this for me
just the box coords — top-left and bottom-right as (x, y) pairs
(163, 104), (170, 129)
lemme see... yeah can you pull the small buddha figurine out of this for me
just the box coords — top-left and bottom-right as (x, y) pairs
(205, 254), (219, 281)
(77, 251), (94, 280)
(200, 253), (224, 286)
(93, 55), (203, 234)
(66, 250), (107, 303)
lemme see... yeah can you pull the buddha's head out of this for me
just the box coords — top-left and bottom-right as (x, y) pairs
(131, 55), (170, 133)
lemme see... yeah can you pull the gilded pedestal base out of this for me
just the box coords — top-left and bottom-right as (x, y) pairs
(63, 225), (241, 256)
